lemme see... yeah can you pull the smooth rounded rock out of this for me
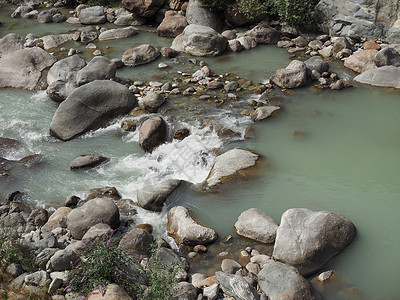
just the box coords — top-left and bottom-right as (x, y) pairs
(122, 44), (160, 66)
(79, 6), (106, 25)
(98, 26), (138, 41)
(141, 92), (166, 113)
(119, 227), (153, 256)
(137, 179), (181, 211)
(138, 116), (167, 152)
(157, 10), (188, 38)
(70, 154), (108, 170)
(76, 56), (117, 86)
(270, 60), (307, 89)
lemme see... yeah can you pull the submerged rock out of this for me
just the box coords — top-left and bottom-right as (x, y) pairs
(272, 208), (356, 276)
(50, 80), (137, 141)
(205, 149), (259, 188)
(171, 24), (227, 56)
(138, 116), (167, 152)
(0, 47), (56, 90)
(137, 179), (181, 211)
(167, 206), (217, 245)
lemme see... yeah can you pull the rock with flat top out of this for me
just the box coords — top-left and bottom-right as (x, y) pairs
(353, 66), (400, 88)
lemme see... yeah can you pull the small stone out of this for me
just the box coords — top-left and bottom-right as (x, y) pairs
(85, 43), (96, 49)
(193, 245), (207, 253)
(93, 49), (101, 55)
(188, 252), (197, 259)
(318, 270), (334, 283)
(121, 120), (137, 131)
(65, 195), (80, 207)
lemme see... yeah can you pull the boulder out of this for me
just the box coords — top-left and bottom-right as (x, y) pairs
(42, 207), (71, 232)
(141, 92), (165, 112)
(0, 47), (56, 90)
(27, 208), (48, 227)
(171, 24), (227, 56)
(304, 56), (330, 76)
(122, 44), (160, 66)
(46, 55), (86, 102)
(270, 60), (307, 89)
(70, 154), (109, 170)
(251, 106), (280, 121)
(98, 26), (139, 41)
(66, 197), (120, 239)
(353, 66), (400, 88)
(11, 6), (32, 18)
(374, 47), (400, 67)
(344, 50), (377, 73)
(174, 282), (198, 300)
(157, 10), (188, 38)
(41, 34), (74, 50)
(50, 80), (136, 141)
(122, 0), (164, 17)
(137, 179), (181, 211)
(82, 223), (112, 241)
(248, 21), (281, 44)
(205, 149), (259, 188)
(50, 249), (78, 271)
(150, 247), (189, 271)
(258, 260), (315, 300)
(138, 116), (167, 152)
(215, 271), (258, 300)
(78, 6), (106, 25)
(114, 9), (147, 26)
(0, 33), (24, 57)
(167, 206), (217, 245)
(221, 259), (241, 274)
(234, 208), (278, 244)
(88, 284), (132, 300)
(37, 9), (60, 23)
(186, 0), (222, 31)
(76, 56), (117, 86)
(272, 208), (356, 276)
(119, 228), (153, 256)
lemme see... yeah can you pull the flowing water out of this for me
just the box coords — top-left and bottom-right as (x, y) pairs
(1, 4), (400, 299)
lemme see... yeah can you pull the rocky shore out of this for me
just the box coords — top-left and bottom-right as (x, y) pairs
(1, 0), (398, 299)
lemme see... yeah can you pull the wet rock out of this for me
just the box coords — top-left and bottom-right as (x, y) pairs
(224, 81), (239, 92)
(0, 137), (20, 156)
(70, 155), (108, 170)
(167, 206), (217, 245)
(251, 106), (280, 121)
(215, 271), (258, 300)
(122, 0), (164, 17)
(353, 66), (400, 88)
(0, 47), (56, 90)
(142, 92), (166, 113)
(205, 149), (259, 188)
(119, 228), (153, 256)
(174, 128), (190, 140)
(304, 56), (330, 77)
(258, 260), (315, 300)
(42, 207), (71, 232)
(330, 79), (350, 90)
(374, 47), (400, 67)
(50, 80), (136, 141)
(234, 208), (278, 244)
(121, 120), (137, 131)
(171, 24), (227, 57)
(46, 55), (86, 102)
(161, 46), (179, 58)
(272, 208), (356, 276)
(174, 282), (198, 300)
(78, 6), (106, 25)
(50, 249), (78, 271)
(66, 197), (120, 239)
(248, 21), (281, 45)
(88, 283), (132, 300)
(0, 33), (24, 56)
(87, 187), (121, 201)
(122, 44), (160, 66)
(186, 0), (222, 31)
(98, 26), (138, 41)
(76, 56), (117, 86)
(344, 50), (378, 73)
(138, 116), (167, 152)
(270, 60), (307, 89)
(157, 11), (188, 38)
(137, 179), (181, 211)
(221, 259), (241, 274)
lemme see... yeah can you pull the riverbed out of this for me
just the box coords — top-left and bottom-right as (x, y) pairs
(1, 4), (400, 299)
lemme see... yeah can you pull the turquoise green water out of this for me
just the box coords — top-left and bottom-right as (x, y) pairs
(1, 4), (400, 299)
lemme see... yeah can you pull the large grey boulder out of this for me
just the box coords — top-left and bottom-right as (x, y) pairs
(122, 44), (160, 66)
(304, 56), (330, 76)
(46, 55), (87, 102)
(42, 207), (72, 232)
(234, 208), (278, 244)
(122, 0), (164, 17)
(157, 10), (188, 38)
(186, 0), (222, 31)
(270, 60), (307, 89)
(76, 56), (117, 86)
(141, 92), (165, 112)
(248, 21), (281, 45)
(50, 80), (136, 141)
(344, 50), (378, 73)
(0, 33), (24, 56)
(11, 5), (32, 18)
(272, 208), (356, 276)
(205, 149), (259, 188)
(171, 24), (227, 56)
(353, 66), (400, 88)
(0, 47), (56, 90)
(98, 26), (139, 41)
(138, 116), (167, 152)
(66, 197), (120, 239)
(50, 249), (78, 271)
(374, 47), (400, 67)
(215, 271), (258, 300)
(78, 6), (106, 25)
(258, 260), (315, 300)
(137, 179), (181, 211)
(167, 206), (217, 245)
(119, 228), (153, 256)
(41, 34), (74, 50)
